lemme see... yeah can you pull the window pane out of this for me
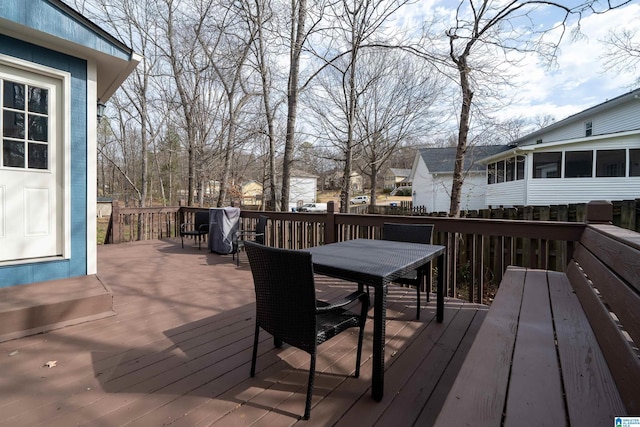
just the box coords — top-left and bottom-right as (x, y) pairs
(596, 149), (625, 177)
(3, 110), (25, 138)
(488, 163), (496, 184)
(28, 142), (48, 169)
(506, 158), (515, 182)
(28, 87), (48, 114)
(565, 151), (593, 178)
(630, 149), (640, 177)
(28, 115), (48, 141)
(3, 139), (25, 167)
(533, 152), (561, 178)
(3, 81), (25, 110)
(497, 160), (505, 183)
(516, 156), (525, 180)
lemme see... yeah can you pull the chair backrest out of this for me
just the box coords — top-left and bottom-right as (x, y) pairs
(255, 215), (268, 245)
(244, 241), (317, 353)
(382, 222), (434, 244)
(194, 211), (210, 229)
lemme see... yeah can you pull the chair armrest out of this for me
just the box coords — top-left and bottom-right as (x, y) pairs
(316, 291), (368, 313)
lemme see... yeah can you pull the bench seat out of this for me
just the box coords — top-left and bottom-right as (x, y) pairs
(434, 266), (627, 426)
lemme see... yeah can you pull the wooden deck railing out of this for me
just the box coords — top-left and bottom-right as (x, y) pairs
(105, 200), (615, 304)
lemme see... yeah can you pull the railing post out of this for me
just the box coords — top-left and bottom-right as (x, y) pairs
(586, 200), (613, 224)
(324, 201), (337, 244)
(111, 200), (121, 244)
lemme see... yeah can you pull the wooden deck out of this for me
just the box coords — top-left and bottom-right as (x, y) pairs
(0, 239), (487, 426)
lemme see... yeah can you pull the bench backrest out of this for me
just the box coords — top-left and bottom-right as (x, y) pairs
(566, 224), (640, 414)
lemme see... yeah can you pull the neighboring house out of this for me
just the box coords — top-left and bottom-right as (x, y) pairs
(482, 88), (640, 207)
(324, 171), (363, 192)
(241, 180), (263, 206)
(0, 1), (139, 338)
(383, 168), (412, 189)
(289, 170), (318, 211)
(410, 145), (510, 212)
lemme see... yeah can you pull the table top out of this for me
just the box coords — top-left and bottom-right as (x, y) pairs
(303, 238), (445, 287)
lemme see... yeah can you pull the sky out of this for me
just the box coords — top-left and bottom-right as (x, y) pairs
(397, 0), (640, 126)
(507, 2), (640, 121)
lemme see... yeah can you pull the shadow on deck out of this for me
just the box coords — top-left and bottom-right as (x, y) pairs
(0, 239), (487, 426)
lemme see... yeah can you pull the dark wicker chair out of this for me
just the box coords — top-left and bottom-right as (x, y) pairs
(244, 241), (369, 420)
(382, 222), (434, 319)
(180, 211), (210, 249)
(233, 215), (268, 266)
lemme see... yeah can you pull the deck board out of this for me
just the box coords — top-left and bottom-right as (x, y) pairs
(0, 239), (486, 426)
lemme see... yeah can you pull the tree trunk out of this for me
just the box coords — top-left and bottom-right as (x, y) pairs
(449, 57), (473, 218)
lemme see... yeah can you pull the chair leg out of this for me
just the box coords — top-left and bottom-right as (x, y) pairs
(274, 337), (283, 348)
(250, 324), (260, 377)
(181, 236), (184, 248)
(416, 286), (421, 320)
(304, 353), (316, 420)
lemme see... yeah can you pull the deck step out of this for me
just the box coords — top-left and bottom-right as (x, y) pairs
(0, 275), (115, 343)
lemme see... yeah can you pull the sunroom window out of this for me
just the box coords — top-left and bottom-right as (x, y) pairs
(596, 149), (625, 177)
(533, 152), (561, 178)
(565, 151), (593, 178)
(630, 149), (640, 177)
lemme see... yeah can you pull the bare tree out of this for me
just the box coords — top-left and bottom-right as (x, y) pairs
(601, 26), (640, 87)
(353, 49), (442, 205)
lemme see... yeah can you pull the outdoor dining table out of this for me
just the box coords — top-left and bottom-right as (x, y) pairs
(303, 238), (446, 401)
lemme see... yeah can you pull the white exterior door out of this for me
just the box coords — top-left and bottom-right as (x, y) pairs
(0, 63), (63, 262)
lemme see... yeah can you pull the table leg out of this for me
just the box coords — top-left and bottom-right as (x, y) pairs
(437, 252), (445, 323)
(372, 283), (387, 401)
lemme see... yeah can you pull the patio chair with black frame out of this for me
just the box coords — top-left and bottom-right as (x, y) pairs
(244, 241), (369, 420)
(382, 222), (434, 320)
(233, 215), (267, 266)
(180, 211), (210, 249)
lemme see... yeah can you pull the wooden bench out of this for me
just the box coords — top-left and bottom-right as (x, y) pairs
(435, 222), (640, 426)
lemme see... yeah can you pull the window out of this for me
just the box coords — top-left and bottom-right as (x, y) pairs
(505, 157), (515, 181)
(533, 152), (561, 178)
(496, 160), (505, 183)
(516, 156), (525, 180)
(596, 149), (625, 177)
(565, 151), (593, 178)
(2, 79), (49, 169)
(630, 149), (640, 177)
(488, 163), (496, 184)
(585, 121), (592, 137)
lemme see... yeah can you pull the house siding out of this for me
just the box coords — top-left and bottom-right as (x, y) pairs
(520, 99), (640, 145)
(415, 171), (487, 212)
(526, 178), (640, 205)
(289, 176), (317, 210)
(485, 180), (526, 207)
(0, 35), (87, 288)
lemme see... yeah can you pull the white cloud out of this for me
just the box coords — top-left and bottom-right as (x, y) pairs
(504, 3), (640, 121)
